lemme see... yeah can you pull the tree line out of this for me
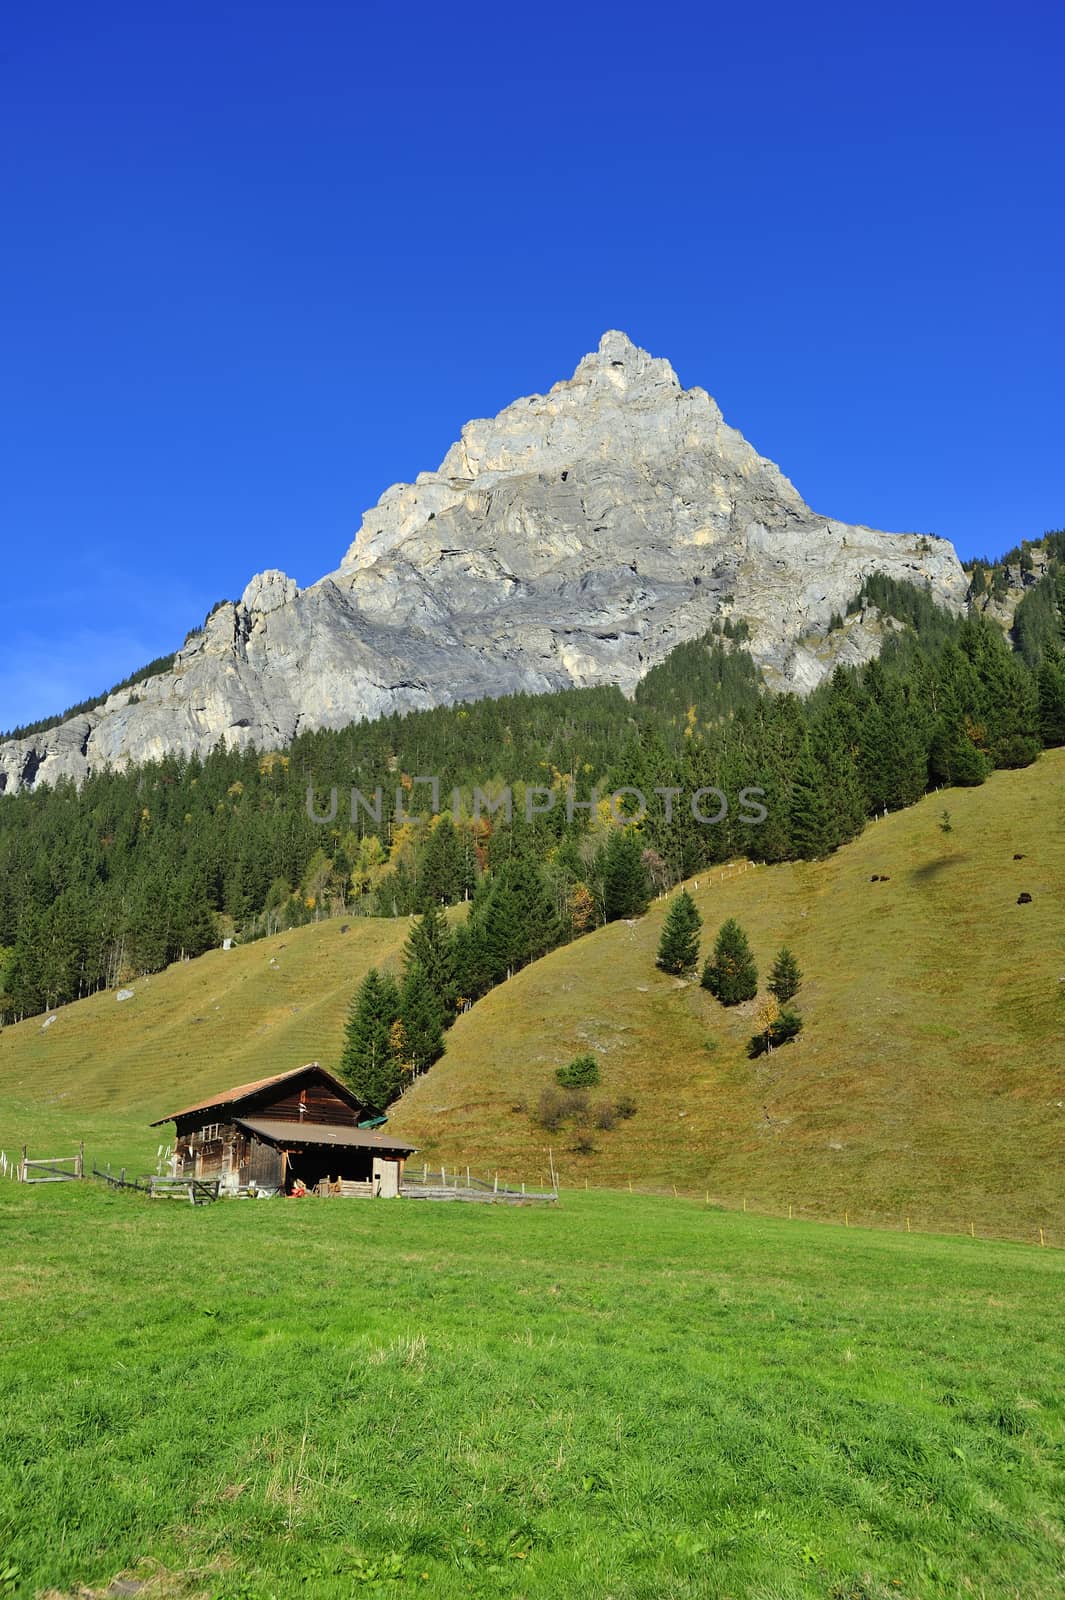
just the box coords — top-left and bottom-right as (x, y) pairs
(2, 559), (1064, 1025)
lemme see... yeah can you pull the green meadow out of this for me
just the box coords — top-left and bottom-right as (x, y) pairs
(2, 1182), (1063, 1600)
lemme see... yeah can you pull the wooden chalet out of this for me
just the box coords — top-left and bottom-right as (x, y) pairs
(151, 1063), (416, 1197)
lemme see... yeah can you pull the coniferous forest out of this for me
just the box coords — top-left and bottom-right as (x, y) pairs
(1, 551), (1063, 1030)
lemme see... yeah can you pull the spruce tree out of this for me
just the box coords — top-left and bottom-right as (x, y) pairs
(399, 960), (446, 1075)
(787, 741), (837, 860)
(404, 902), (456, 1017)
(1037, 650), (1065, 746)
(476, 856), (563, 983)
(656, 890), (702, 975)
(767, 946), (801, 1003)
(339, 967), (403, 1111)
(701, 918), (758, 1005)
(599, 829), (651, 921)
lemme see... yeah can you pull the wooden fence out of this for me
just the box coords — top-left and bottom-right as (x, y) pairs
(402, 1164), (558, 1204)
(16, 1143), (84, 1183)
(91, 1163), (219, 1205)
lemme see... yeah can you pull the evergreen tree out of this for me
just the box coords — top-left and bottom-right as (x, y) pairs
(1036, 650), (1065, 747)
(701, 918), (758, 1005)
(656, 890), (702, 975)
(598, 828), (651, 921)
(399, 960), (446, 1075)
(404, 902), (456, 1018)
(475, 856), (563, 983)
(450, 918), (494, 1007)
(767, 946), (802, 1003)
(787, 741), (837, 859)
(339, 967), (403, 1111)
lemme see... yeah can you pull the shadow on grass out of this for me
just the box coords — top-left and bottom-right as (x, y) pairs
(910, 853), (972, 882)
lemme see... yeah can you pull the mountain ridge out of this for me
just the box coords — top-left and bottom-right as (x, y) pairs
(0, 331), (967, 794)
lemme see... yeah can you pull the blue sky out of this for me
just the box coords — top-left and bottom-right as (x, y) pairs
(2, 0), (1062, 731)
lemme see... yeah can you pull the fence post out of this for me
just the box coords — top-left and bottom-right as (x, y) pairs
(77, 1141), (84, 1179)
(20, 1145), (27, 1183)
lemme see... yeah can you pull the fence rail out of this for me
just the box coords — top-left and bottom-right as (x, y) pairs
(91, 1163), (219, 1204)
(403, 1164), (557, 1203)
(17, 1143), (84, 1183)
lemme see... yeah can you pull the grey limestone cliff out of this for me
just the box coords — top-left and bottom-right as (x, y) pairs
(0, 331), (967, 793)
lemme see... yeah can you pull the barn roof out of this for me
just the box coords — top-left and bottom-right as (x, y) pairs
(236, 1117), (417, 1154)
(150, 1062), (360, 1125)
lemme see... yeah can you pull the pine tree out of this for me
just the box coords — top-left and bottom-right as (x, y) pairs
(404, 902), (456, 1018)
(599, 828), (651, 921)
(476, 857), (563, 983)
(767, 946), (801, 1003)
(399, 960), (446, 1075)
(701, 918), (758, 1005)
(656, 890), (702, 975)
(339, 967), (403, 1111)
(1037, 650), (1065, 746)
(787, 741), (837, 860)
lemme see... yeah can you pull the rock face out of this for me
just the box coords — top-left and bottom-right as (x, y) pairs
(0, 331), (968, 793)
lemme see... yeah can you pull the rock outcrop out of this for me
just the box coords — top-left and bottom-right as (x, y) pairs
(0, 331), (968, 793)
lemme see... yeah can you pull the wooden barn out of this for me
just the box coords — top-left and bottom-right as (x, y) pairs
(151, 1063), (416, 1197)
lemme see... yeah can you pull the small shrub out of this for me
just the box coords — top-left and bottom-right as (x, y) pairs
(572, 1134), (597, 1155)
(556, 1052), (600, 1088)
(536, 1087), (588, 1130)
(594, 1101), (617, 1130)
(747, 1009), (804, 1058)
(615, 1094), (637, 1119)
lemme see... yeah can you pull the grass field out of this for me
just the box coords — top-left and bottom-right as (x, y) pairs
(2, 1181), (1063, 1600)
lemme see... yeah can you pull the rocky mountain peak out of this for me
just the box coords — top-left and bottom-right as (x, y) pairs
(0, 334), (969, 794)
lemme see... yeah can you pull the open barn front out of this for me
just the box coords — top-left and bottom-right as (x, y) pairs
(152, 1063), (416, 1198)
(235, 1116), (412, 1197)
(282, 1141), (375, 1191)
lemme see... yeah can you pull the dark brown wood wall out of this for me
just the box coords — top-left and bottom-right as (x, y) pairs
(255, 1081), (360, 1125)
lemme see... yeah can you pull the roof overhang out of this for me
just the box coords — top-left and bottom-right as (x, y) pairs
(234, 1116), (417, 1155)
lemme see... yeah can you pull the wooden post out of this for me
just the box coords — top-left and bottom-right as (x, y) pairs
(548, 1148), (557, 1193)
(788, 1203), (793, 1219)
(844, 1211), (849, 1228)
(20, 1145), (27, 1183)
(970, 1221), (975, 1238)
(77, 1141), (84, 1179)
(466, 1165), (471, 1189)
(628, 1178), (633, 1193)
(1039, 1227), (1046, 1247)
(521, 1181), (526, 1195)
(906, 1215), (911, 1233)
(120, 1167), (126, 1187)
(672, 1184), (678, 1198)
(742, 1196), (747, 1213)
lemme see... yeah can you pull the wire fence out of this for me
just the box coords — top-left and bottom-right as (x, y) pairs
(561, 1176), (1061, 1250)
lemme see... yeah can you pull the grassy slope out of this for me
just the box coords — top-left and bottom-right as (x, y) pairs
(0, 918), (410, 1168)
(2, 1184), (1063, 1600)
(2, 753), (1063, 1231)
(391, 751), (1065, 1238)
